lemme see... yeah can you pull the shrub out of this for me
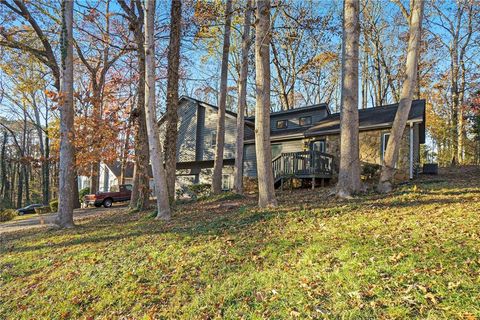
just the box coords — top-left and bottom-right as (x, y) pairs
(362, 163), (381, 180)
(176, 183), (211, 200)
(34, 206), (51, 214)
(50, 199), (59, 213)
(79, 187), (91, 200)
(0, 209), (16, 222)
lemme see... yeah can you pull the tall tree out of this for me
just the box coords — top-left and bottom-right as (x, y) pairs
(430, 1), (476, 164)
(336, 0), (362, 198)
(143, 0), (171, 220)
(118, 0), (151, 210)
(378, 0), (424, 193)
(211, 0), (233, 194)
(164, 0), (182, 199)
(75, 0), (125, 193)
(255, 0), (277, 208)
(233, 0), (253, 195)
(55, 0), (76, 228)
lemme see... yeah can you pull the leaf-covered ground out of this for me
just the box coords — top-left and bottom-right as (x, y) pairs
(1, 167), (480, 319)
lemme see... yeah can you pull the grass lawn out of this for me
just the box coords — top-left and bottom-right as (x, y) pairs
(1, 167), (480, 319)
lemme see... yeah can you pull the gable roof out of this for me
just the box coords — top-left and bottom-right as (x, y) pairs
(245, 103), (330, 121)
(305, 99), (426, 139)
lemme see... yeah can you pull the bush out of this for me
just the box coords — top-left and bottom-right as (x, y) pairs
(362, 163), (381, 180)
(0, 209), (16, 222)
(50, 199), (59, 213)
(176, 183), (211, 200)
(79, 187), (91, 200)
(34, 206), (51, 214)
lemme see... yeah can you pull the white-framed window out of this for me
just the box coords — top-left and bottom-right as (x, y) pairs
(276, 119), (288, 129)
(381, 132), (390, 163)
(210, 132), (217, 148)
(222, 174), (232, 190)
(299, 116), (312, 126)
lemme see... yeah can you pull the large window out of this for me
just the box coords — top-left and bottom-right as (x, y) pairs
(299, 116), (312, 126)
(276, 119), (288, 129)
(381, 132), (390, 162)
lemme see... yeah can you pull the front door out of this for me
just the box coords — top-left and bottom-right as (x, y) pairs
(311, 140), (326, 153)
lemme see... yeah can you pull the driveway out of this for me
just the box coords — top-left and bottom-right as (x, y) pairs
(0, 205), (126, 235)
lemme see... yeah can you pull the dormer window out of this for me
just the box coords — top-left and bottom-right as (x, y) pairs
(299, 116), (312, 126)
(276, 120), (288, 129)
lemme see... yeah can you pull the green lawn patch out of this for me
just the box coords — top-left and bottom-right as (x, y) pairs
(1, 168), (480, 319)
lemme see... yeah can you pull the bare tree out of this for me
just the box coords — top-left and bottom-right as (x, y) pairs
(430, 1), (476, 164)
(255, 0), (277, 208)
(55, 0), (76, 228)
(378, 0), (424, 193)
(336, 0), (362, 198)
(164, 0), (182, 199)
(211, 0), (233, 194)
(233, 0), (253, 195)
(143, 0), (170, 220)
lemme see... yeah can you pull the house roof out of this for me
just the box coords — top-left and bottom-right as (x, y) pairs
(158, 96), (255, 127)
(305, 99), (426, 138)
(245, 103), (330, 121)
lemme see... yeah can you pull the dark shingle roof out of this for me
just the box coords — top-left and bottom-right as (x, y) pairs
(305, 99), (426, 137)
(245, 103), (330, 121)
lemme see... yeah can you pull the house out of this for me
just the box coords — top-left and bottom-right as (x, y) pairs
(78, 162), (155, 193)
(158, 96), (256, 191)
(81, 96), (425, 193)
(163, 96), (425, 190)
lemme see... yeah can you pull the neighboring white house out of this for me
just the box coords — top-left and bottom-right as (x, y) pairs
(78, 162), (155, 193)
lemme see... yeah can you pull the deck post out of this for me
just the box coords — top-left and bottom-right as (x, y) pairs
(280, 178), (283, 191)
(312, 177), (315, 189)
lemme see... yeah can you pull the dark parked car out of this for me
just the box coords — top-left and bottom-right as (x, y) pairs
(17, 204), (44, 215)
(84, 184), (132, 208)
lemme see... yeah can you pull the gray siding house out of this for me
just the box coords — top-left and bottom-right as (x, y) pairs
(160, 96), (426, 190)
(158, 96), (255, 190)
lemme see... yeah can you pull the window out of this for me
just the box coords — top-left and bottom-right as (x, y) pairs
(381, 133), (390, 162)
(222, 174), (232, 190)
(311, 140), (326, 153)
(210, 132), (217, 147)
(276, 120), (288, 129)
(299, 116), (312, 126)
(271, 144), (283, 158)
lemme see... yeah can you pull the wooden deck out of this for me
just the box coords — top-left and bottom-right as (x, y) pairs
(272, 151), (334, 189)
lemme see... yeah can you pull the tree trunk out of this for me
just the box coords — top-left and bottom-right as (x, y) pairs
(55, 0), (76, 228)
(44, 126), (51, 204)
(255, 0), (277, 208)
(233, 0), (253, 195)
(164, 0), (182, 200)
(0, 132), (7, 200)
(130, 10), (151, 211)
(378, 0), (424, 193)
(211, 0), (233, 194)
(16, 162), (23, 209)
(336, 0), (362, 198)
(144, 0), (171, 220)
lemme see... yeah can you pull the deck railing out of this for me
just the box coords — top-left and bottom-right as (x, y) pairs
(272, 150), (334, 182)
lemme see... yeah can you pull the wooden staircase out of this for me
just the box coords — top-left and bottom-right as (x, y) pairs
(272, 151), (334, 188)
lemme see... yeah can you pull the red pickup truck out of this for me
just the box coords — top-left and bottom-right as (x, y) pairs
(84, 184), (132, 208)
